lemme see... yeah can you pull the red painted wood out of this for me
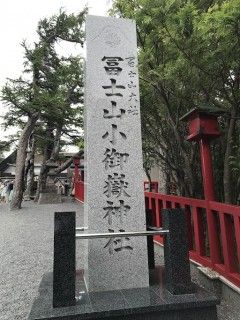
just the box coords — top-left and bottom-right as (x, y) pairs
(234, 215), (240, 269)
(75, 185), (240, 287)
(219, 212), (238, 273)
(148, 196), (152, 210)
(206, 207), (221, 265)
(214, 264), (240, 287)
(173, 202), (178, 208)
(210, 200), (240, 215)
(75, 181), (84, 202)
(199, 138), (215, 201)
(188, 114), (220, 141)
(182, 109), (220, 141)
(144, 192), (206, 208)
(189, 251), (212, 268)
(145, 192), (240, 287)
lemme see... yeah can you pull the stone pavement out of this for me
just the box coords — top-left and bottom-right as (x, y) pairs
(0, 201), (238, 319)
(0, 201), (85, 320)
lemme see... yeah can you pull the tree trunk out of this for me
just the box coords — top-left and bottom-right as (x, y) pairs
(34, 151), (52, 202)
(24, 162), (35, 200)
(34, 163), (49, 202)
(34, 125), (56, 202)
(144, 168), (152, 191)
(50, 124), (62, 161)
(165, 170), (171, 194)
(10, 113), (39, 210)
(24, 135), (36, 200)
(223, 108), (237, 204)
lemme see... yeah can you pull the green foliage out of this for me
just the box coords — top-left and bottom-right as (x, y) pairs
(76, 136), (84, 150)
(1, 9), (86, 156)
(37, 8), (87, 46)
(229, 135), (240, 198)
(111, 0), (240, 201)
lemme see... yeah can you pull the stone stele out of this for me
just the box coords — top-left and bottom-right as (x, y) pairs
(84, 15), (149, 292)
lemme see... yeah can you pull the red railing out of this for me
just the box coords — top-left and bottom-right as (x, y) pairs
(74, 178), (240, 287)
(75, 181), (84, 202)
(145, 192), (240, 287)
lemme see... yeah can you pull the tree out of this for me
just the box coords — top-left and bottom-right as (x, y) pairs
(195, 0), (240, 202)
(1, 9), (87, 210)
(2, 56), (42, 209)
(111, 0), (240, 203)
(23, 133), (36, 200)
(34, 56), (84, 202)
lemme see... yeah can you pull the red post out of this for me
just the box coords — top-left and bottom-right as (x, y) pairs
(181, 107), (222, 266)
(199, 138), (221, 265)
(199, 138), (215, 201)
(73, 158), (80, 183)
(180, 108), (221, 201)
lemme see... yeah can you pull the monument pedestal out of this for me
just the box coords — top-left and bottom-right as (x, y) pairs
(28, 267), (219, 320)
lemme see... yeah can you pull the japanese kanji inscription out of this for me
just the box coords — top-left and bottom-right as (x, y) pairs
(84, 15), (149, 292)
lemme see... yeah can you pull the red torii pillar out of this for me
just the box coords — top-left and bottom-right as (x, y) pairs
(181, 107), (222, 266)
(73, 157), (81, 183)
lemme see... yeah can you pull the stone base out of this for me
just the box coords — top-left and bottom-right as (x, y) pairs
(28, 267), (219, 320)
(38, 193), (62, 205)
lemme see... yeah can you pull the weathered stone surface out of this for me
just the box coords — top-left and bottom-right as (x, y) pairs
(84, 15), (149, 292)
(53, 212), (76, 308)
(28, 268), (219, 320)
(162, 208), (195, 295)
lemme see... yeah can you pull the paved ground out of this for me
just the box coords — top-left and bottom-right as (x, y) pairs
(0, 201), (85, 320)
(0, 200), (238, 319)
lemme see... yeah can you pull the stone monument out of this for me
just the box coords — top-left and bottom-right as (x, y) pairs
(84, 15), (149, 291)
(28, 15), (219, 320)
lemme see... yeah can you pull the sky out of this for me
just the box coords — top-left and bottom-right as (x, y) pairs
(0, 0), (111, 150)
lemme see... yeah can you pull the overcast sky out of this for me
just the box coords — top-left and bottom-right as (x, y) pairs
(0, 0), (111, 145)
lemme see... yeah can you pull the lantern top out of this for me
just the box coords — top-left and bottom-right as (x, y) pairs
(180, 105), (224, 142)
(180, 105), (225, 122)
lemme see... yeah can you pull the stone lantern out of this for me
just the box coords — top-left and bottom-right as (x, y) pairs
(180, 106), (223, 201)
(180, 107), (221, 142)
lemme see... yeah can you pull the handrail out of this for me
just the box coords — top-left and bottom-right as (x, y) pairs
(75, 229), (168, 240)
(145, 191), (240, 287)
(74, 179), (240, 287)
(76, 227), (88, 231)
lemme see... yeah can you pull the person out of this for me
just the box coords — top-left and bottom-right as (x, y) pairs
(2, 181), (9, 203)
(8, 181), (14, 203)
(0, 181), (4, 203)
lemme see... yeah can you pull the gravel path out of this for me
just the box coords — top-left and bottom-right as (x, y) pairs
(0, 200), (239, 320)
(0, 201), (84, 320)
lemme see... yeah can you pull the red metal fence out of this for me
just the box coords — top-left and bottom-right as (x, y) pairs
(145, 192), (240, 287)
(75, 180), (240, 287)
